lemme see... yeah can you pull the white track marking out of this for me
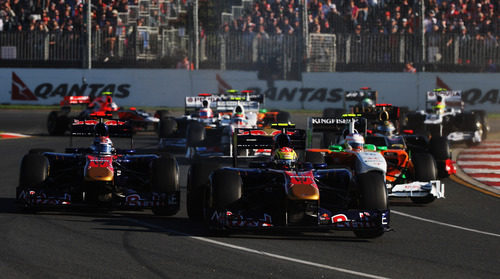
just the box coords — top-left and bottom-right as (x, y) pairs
(460, 168), (500, 174)
(457, 161), (500, 166)
(125, 218), (389, 279)
(392, 210), (500, 238)
(459, 154), (500, 159)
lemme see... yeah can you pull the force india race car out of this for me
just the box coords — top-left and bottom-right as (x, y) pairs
(186, 124), (390, 239)
(354, 103), (456, 178)
(306, 116), (445, 204)
(47, 92), (159, 135)
(405, 89), (489, 146)
(17, 119), (180, 215)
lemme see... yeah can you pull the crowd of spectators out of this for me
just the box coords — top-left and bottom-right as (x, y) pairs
(0, 0), (133, 33)
(221, 0), (498, 37)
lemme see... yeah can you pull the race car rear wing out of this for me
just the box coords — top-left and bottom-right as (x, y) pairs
(60, 96), (91, 107)
(306, 116), (367, 148)
(425, 89), (463, 110)
(184, 91), (264, 115)
(352, 104), (401, 122)
(232, 123), (306, 167)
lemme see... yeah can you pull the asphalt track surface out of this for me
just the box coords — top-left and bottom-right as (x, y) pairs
(0, 110), (499, 279)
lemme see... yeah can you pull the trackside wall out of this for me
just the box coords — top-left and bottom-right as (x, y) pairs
(2, 69), (500, 112)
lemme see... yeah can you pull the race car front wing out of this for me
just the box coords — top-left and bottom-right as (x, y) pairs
(387, 180), (444, 199)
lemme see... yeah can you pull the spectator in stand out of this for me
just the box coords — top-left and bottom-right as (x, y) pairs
(176, 55), (193, 70)
(404, 62), (416, 73)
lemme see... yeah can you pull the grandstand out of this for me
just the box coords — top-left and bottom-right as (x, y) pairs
(0, 0), (497, 74)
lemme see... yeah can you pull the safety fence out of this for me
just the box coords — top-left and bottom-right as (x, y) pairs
(0, 30), (498, 74)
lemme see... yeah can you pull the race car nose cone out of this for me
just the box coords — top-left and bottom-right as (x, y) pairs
(288, 184), (320, 200)
(85, 167), (114, 182)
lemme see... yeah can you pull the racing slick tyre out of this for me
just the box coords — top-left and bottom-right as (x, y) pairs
(47, 111), (68, 136)
(18, 154), (49, 199)
(186, 122), (206, 147)
(187, 161), (222, 221)
(410, 153), (437, 204)
(28, 148), (55, 155)
(305, 151), (325, 164)
(429, 136), (450, 161)
(211, 170), (242, 210)
(158, 117), (177, 138)
(151, 154), (180, 216)
(276, 111), (291, 123)
(465, 113), (483, 147)
(322, 108), (346, 117)
(472, 110), (489, 140)
(354, 171), (387, 239)
(155, 109), (169, 120)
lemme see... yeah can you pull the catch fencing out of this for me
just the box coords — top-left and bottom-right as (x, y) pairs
(0, 30), (498, 74)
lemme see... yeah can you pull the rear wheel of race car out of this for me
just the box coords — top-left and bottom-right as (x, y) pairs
(276, 111), (291, 123)
(187, 161), (221, 221)
(405, 113), (425, 133)
(429, 136), (450, 161)
(472, 110), (489, 140)
(305, 151), (325, 164)
(28, 148), (55, 155)
(158, 117), (177, 138)
(353, 171), (387, 239)
(156, 109), (169, 120)
(465, 113), (483, 147)
(151, 154), (180, 216)
(47, 111), (68, 136)
(18, 154), (49, 199)
(186, 122), (206, 147)
(410, 153), (437, 204)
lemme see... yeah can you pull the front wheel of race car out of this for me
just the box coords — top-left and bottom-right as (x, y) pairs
(47, 111), (68, 136)
(187, 161), (221, 221)
(410, 153), (438, 204)
(151, 154), (180, 216)
(207, 170), (242, 235)
(353, 171), (387, 239)
(17, 154), (49, 200)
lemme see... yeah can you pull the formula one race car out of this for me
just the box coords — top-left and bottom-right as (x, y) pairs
(186, 124), (390, 239)
(354, 103), (455, 178)
(306, 116), (445, 204)
(17, 119), (180, 215)
(405, 89), (489, 146)
(47, 92), (159, 135)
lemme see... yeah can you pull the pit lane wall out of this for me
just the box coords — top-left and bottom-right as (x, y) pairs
(2, 69), (500, 112)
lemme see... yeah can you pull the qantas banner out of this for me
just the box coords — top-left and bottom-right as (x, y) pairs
(1, 68), (500, 112)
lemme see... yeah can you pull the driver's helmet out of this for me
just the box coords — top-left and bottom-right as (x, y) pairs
(345, 133), (365, 151)
(91, 136), (114, 154)
(272, 147), (298, 169)
(232, 112), (247, 126)
(376, 120), (396, 136)
(199, 107), (214, 119)
(433, 96), (445, 114)
(274, 133), (291, 149)
(361, 97), (374, 108)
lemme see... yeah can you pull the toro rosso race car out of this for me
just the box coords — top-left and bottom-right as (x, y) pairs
(17, 119), (180, 215)
(405, 89), (489, 146)
(47, 92), (159, 135)
(186, 124), (390, 239)
(306, 116), (445, 204)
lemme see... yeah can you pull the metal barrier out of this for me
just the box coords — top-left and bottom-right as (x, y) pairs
(0, 30), (498, 73)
